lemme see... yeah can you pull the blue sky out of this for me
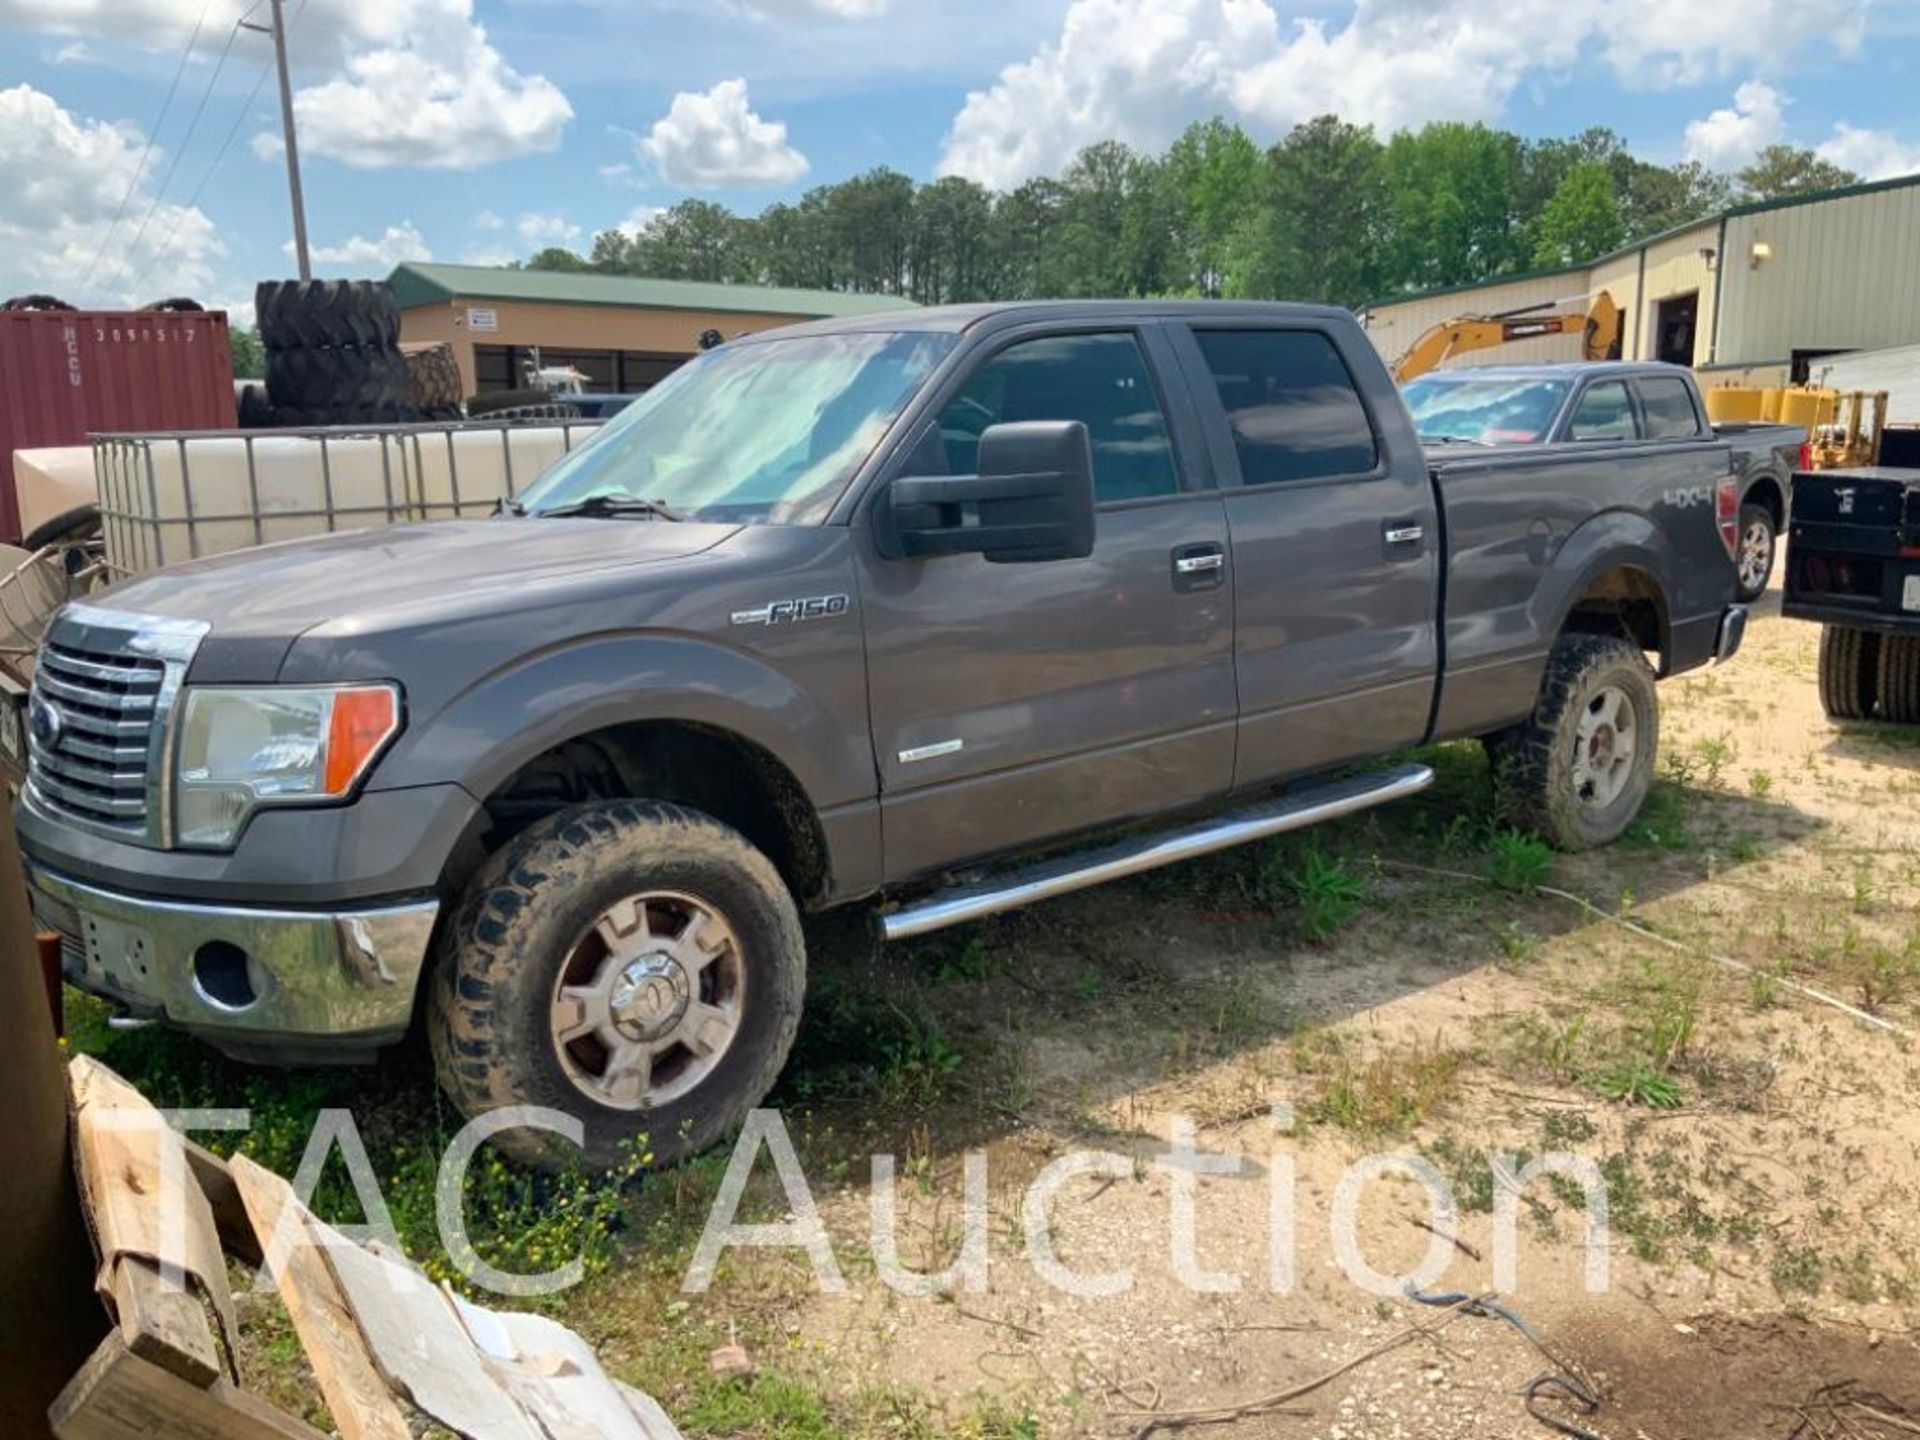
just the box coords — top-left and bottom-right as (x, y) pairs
(2, 0), (1917, 320)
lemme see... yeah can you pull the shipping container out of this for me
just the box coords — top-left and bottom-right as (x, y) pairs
(0, 308), (236, 541)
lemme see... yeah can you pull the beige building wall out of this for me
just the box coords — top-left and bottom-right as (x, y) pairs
(400, 297), (843, 395)
(1715, 184), (1920, 368)
(1361, 269), (1595, 372)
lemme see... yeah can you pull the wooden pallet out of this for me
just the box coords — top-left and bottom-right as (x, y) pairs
(49, 1056), (678, 1440)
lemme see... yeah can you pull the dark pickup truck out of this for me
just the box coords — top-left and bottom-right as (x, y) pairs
(1401, 361), (1804, 602)
(1784, 465), (1920, 721)
(19, 302), (1746, 1170)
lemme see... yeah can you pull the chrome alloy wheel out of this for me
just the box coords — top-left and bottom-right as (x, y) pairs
(1572, 685), (1638, 809)
(1737, 517), (1772, 595)
(548, 891), (745, 1111)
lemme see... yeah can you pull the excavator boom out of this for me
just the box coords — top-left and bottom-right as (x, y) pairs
(1391, 290), (1621, 382)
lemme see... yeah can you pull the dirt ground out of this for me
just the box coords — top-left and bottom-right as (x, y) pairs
(649, 581), (1920, 1439)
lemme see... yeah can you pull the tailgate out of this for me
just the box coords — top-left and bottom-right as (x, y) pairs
(1785, 468), (1920, 615)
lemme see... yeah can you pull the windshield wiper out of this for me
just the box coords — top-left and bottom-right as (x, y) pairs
(534, 494), (685, 522)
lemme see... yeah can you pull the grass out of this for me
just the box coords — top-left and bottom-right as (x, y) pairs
(1263, 840), (1367, 942)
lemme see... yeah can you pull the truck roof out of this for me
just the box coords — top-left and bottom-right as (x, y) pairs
(1405, 361), (1696, 383)
(753, 298), (1355, 339)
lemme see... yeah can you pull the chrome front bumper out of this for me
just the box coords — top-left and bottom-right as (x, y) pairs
(28, 864), (438, 1046)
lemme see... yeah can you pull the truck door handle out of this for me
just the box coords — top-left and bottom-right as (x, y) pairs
(1172, 543), (1226, 591)
(1383, 521), (1425, 549)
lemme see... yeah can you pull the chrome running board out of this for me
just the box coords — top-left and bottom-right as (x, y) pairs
(881, 762), (1434, 941)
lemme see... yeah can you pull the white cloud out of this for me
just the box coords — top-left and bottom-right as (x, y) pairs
(516, 212), (582, 248)
(939, 0), (1874, 189)
(299, 222), (433, 273)
(0, 83), (222, 306)
(1683, 80), (1786, 171)
(1817, 123), (1920, 181)
(640, 78), (809, 188)
(474, 210), (505, 231)
(48, 40), (94, 65)
(617, 205), (666, 239)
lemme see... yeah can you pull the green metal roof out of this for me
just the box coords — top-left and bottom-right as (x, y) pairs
(388, 262), (914, 319)
(1359, 261), (1590, 316)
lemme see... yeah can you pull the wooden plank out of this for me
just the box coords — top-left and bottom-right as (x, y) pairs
(50, 1333), (326, 1440)
(181, 1137), (264, 1269)
(227, 1157), (411, 1440)
(109, 1255), (220, 1389)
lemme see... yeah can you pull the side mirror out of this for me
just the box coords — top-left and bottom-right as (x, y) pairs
(880, 420), (1095, 564)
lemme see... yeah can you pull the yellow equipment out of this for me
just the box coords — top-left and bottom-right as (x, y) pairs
(1392, 290), (1622, 382)
(1807, 391), (1889, 470)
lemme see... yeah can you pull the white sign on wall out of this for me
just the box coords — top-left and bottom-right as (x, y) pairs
(466, 308), (500, 333)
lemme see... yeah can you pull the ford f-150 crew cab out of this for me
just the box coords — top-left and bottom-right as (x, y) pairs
(1401, 361), (1804, 603)
(19, 302), (1748, 1170)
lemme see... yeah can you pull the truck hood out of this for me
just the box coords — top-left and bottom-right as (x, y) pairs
(100, 516), (740, 645)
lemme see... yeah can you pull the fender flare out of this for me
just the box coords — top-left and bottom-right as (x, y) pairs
(1533, 509), (1678, 656)
(372, 633), (873, 815)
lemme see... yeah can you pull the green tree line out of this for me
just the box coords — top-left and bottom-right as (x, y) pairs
(522, 117), (1860, 311)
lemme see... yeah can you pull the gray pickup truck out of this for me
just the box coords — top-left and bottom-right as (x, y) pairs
(1401, 361), (1804, 602)
(19, 302), (1747, 1170)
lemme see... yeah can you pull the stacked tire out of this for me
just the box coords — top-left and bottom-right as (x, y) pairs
(1817, 624), (1920, 724)
(402, 342), (465, 422)
(256, 279), (420, 428)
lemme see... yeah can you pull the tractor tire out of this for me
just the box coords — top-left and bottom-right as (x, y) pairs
(465, 387), (554, 418)
(429, 800), (806, 1173)
(1485, 634), (1660, 851)
(141, 297), (204, 312)
(2, 293), (75, 312)
(21, 505), (102, 552)
(256, 279), (401, 350)
(267, 346), (413, 414)
(1817, 625), (1881, 721)
(1733, 502), (1775, 603)
(236, 383), (272, 430)
(1875, 634), (1920, 724)
(403, 343), (464, 412)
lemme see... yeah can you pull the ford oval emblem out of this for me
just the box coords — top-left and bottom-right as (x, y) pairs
(28, 695), (61, 751)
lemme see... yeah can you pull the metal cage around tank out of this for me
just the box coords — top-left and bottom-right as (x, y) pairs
(91, 416), (605, 577)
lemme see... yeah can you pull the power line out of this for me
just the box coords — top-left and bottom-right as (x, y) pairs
(111, 1), (264, 297)
(124, 54), (275, 300)
(82, 0), (217, 294)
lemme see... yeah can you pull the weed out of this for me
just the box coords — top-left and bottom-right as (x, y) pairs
(1747, 769), (1773, 799)
(1593, 1061), (1684, 1109)
(1299, 1033), (1461, 1138)
(1622, 782), (1694, 852)
(1487, 828), (1554, 894)
(1770, 1245), (1825, 1297)
(1728, 832), (1763, 864)
(1265, 842), (1366, 942)
(1690, 734), (1736, 788)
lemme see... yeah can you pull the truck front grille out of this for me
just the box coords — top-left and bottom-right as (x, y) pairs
(28, 640), (166, 838)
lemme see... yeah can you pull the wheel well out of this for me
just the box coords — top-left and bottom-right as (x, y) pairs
(459, 721), (830, 906)
(1560, 564), (1669, 666)
(1744, 475), (1785, 529)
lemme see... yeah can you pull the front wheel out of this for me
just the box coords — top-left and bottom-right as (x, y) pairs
(1486, 634), (1660, 851)
(430, 801), (805, 1172)
(1733, 503), (1775, 603)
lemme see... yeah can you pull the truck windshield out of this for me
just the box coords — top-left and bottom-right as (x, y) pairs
(518, 330), (954, 523)
(1402, 375), (1570, 445)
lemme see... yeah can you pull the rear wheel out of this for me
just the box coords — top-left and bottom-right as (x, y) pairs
(430, 800), (805, 1172)
(1876, 634), (1920, 724)
(1818, 624), (1881, 720)
(1733, 503), (1775, 602)
(1486, 634), (1659, 851)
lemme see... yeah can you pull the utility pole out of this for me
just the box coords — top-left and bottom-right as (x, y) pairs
(244, 0), (310, 279)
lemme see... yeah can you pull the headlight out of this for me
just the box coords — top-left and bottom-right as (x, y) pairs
(174, 684), (401, 848)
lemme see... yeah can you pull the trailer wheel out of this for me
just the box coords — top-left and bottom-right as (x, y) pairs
(1733, 503), (1775, 602)
(1818, 625), (1881, 720)
(1486, 634), (1659, 851)
(430, 800), (805, 1173)
(1875, 635), (1920, 724)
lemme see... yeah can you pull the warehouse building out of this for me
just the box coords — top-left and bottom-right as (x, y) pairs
(389, 263), (911, 398)
(1362, 173), (1920, 387)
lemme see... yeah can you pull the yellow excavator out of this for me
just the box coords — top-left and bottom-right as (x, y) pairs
(1392, 290), (1623, 382)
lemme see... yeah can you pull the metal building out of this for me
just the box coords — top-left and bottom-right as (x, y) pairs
(1362, 173), (1920, 388)
(389, 264), (910, 398)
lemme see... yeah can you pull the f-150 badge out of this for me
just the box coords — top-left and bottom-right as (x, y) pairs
(731, 594), (852, 626)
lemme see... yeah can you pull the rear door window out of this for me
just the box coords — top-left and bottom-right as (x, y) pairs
(1191, 329), (1379, 484)
(1566, 381), (1639, 441)
(1636, 376), (1703, 439)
